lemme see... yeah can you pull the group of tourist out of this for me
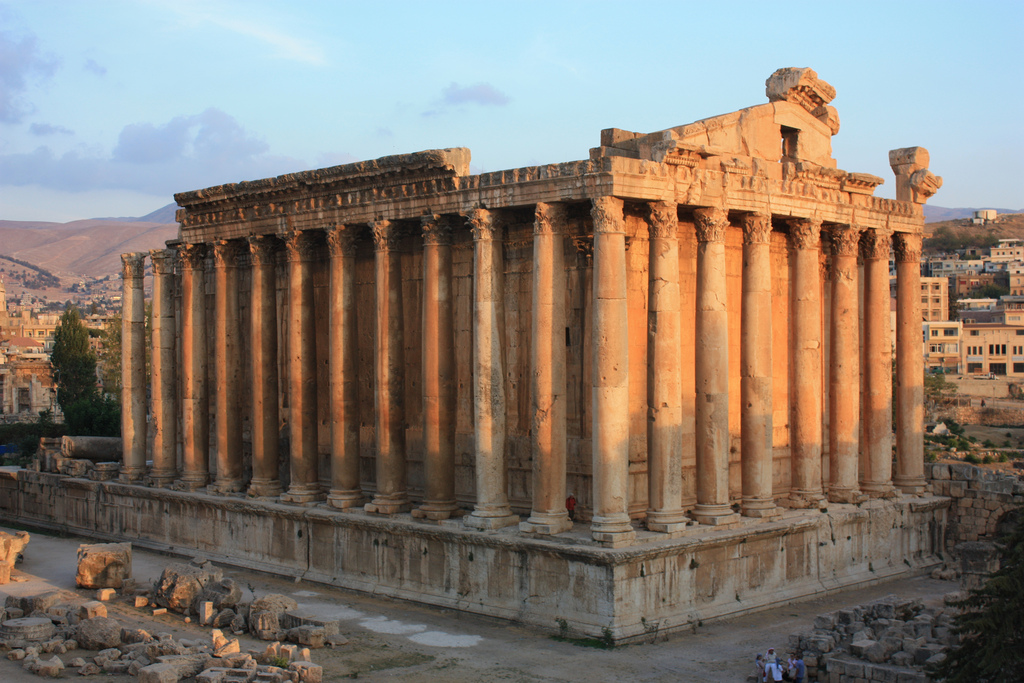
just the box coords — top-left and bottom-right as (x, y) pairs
(755, 648), (805, 683)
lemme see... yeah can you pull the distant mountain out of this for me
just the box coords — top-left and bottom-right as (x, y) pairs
(924, 206), (1023, 223)
(90, 203), (178, 224)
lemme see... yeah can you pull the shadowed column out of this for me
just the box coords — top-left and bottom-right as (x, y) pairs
(589, 196), (636, 546)
(282, 230), (324, 504)
(787, 218), (825, 508)
(417, 215), (457, 520)
(860, 228), (895, 498)
(248, 235), (282, 498)
(521, 202), (572, 535)
(465, 208), (518, 530)
(325, 225), (363, 509)
(213, 239), (244, 492)
(120, 252), (147, 483)
(691, 207), (739, 526)
(894, 232), (927, 494)
(645, 200), (688, 533)
(149, 248), (178, 487)
(179, 243), (209, 490)
(740, 213), (778, 518)
(365, 220), (410, 514)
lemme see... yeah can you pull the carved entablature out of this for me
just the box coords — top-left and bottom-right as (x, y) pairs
(829, 226), (863, 257)
(742, 213), (772, 245)
(121, 252), (146, 280)
(787, 218), (822, 251)
(787, 162), (847, 190)
(860, 228), (892, 261)
(893, 232), (923, 263)
(693, 207), (728, 243)
(370, 220), (405, 251)
(421, 214), (453, 246)
(591, 196), (625, 235)
(841, 172), (885, 196)
(212, 240), (245, 268)
(248, 235), (279, 266)
(535, 202), (568, 235)
(284, 230), (319, 262)
(325, 225), (359, 256)
(888, 147), (942, 205)
(466, 208), (500, 241)
(178, 244), (208, 271)
(149, 249), (176, 275)
(765, 67), (836, 114)
(646, 201), (678, 239)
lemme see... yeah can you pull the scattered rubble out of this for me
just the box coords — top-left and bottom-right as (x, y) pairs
(153, 560), (224, 615)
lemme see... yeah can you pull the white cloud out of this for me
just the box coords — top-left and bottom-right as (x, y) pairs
(0, 26), (57, 123)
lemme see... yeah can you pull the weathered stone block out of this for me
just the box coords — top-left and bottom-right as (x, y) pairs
(153, 563), (223, 614)
(289, 661), (323, 683)
(0, 530), (29, 564)
(1, 616), (56, 642)
(79, 601), (107, 620)
(139, 662), (182, 683)
(76, 617), (122, 650)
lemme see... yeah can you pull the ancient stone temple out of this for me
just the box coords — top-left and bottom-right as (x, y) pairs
(1, 68), (950, 641)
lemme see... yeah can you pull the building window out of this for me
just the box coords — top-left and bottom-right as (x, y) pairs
(943, 329), (957, 336)
(968, 362), (983, 373)
(931, 330), (939, 337)
(970, 329), (979, 335)
(991, 363), (1007, 375)
(1015, 363), (1024, 373)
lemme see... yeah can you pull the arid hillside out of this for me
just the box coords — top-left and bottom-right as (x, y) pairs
(923, 213), (1024, 253)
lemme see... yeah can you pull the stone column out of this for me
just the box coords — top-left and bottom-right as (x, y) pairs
(521, 202), (572, 535)
(212, 240), (244, 492)
(740, 213), (777, 517)
(366, 220), (410, 514)
(248, 236), (281, 497)
(149, 249), (177, 487)
(465, 208), (518, 530)
(894, 232), (927, 494)
(861, 229), (895, 497)
(179, 243), (209, 490)
(828, 226), (864, 503)
(120, 252), (147, 483)
(325, 226), (363, 509)
(417, 215), (458, 520)
(692, 208), (738, 526)
(645, 201), (688, 533)
(787, 218), (825, 508)
(588, 196), (636, 545)
(282, 230), (324, 504)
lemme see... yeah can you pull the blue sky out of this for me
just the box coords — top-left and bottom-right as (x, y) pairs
(1, 0), (1021, 222)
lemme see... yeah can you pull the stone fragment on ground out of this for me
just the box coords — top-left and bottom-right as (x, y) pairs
(153, 561), (224, 615)
(75, 542), (132, 588)
(75, 616), (123, 650)
(0, 530), (29, 565)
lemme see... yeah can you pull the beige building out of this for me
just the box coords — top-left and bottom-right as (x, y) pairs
(962, 323), (1024, 376)
(54, 68), (952, 642)
(0, 340), (57, 418)
(920, 276), (948, 321)
(924, 320), (961, 372)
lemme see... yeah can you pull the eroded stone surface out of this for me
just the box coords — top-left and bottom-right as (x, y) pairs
(76, 542), (132, 589)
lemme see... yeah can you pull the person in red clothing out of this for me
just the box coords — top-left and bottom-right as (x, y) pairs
(565, 493), (577, 521)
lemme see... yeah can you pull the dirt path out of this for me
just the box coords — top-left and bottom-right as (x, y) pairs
(0, 526), (958, 682)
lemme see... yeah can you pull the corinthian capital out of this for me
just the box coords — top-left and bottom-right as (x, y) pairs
(646, 201), (678, 239)
(860, 228), (892, 261)
(787, 218), (822, 251)
(693, 207), (728, 243)
(590, 196), (624, 235)
(371, 220), (403, 251)
(178, 243), (208, 271)
(828, 226), (863, 257)
(213, 239), (244, 268)
(149, 249), (176, 276)
(893, 232), (922, 263)
(284, 230), (319, 262)
(325, 225), (358, 256)
(742, 213), (772, 245)
(421, 214), (452, 246)
(248, 234), (279, 267)
(534, 202), (568, 235)
(121, 252), (146, 280)
(466, 208), (500, 241)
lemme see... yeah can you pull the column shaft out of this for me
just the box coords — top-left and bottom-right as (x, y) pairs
(213, 240), (243, 492)
(418, 216), (457, 519)
(645, 201), (688, 532)
(149, 249), (177, 486)
(283, 231), (323, 504)
(787, 219), (825, 508)
(861, 229), (895, 497)
(522, 203), (572, 534)
(465, 209), (518, 529)
(828, 227), (864, 503)
(366, 220), (409, 514)
(325, 227), (363, 508)
(691, 208), (739, 526)
(179, 244), (209, 489)
(894, 232), (927, 493)
(589, 197), (636, 545)
(248, 236), (281, 497)
(740, 213), (777, 517)
(120, 252), (147, 482)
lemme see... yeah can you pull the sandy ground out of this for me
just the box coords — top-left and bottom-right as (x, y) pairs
(0, 524), (959, 683)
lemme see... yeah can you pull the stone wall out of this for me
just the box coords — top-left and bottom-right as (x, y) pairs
(951, 405), (1024, 426)
(925, 462), (1023, 544)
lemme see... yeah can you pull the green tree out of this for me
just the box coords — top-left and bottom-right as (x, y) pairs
(50, 305), (97, 412)
(929, 510), (1024, 682)
(925, 373), (958, 406)
(971, 283), (1009, 300)
(98, 313), (122, 395)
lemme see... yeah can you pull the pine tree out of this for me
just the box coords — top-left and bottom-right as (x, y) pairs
(930, 511), (1024, 682)
(50, 305), (98, 411)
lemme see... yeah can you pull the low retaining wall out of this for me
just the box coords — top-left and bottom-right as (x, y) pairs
(926, 462), (1023, 543)
(0, 468), (950, 643)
